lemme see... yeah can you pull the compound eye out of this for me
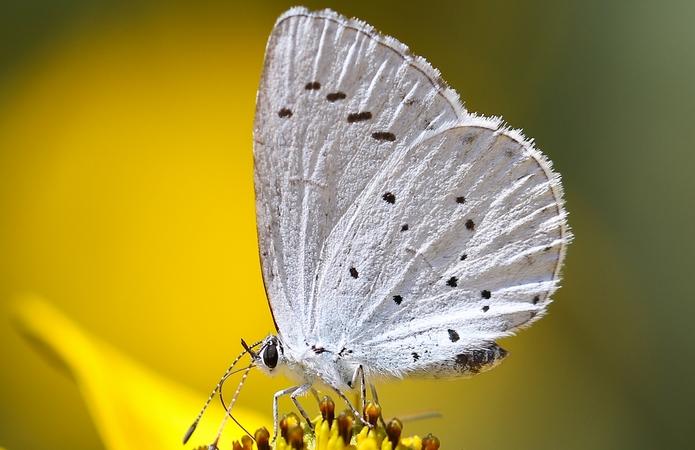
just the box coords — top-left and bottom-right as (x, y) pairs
(262, 343), (278, 369)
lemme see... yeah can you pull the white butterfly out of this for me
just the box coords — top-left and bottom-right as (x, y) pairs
(185, 7), (571, 447)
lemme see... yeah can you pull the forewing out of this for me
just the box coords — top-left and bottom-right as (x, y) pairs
(312, 123), (570, 378)
(254, 8), (467, 344)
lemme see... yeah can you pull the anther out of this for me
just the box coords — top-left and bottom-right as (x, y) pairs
(337, 412), (354, 445)
(386, 418), (403, 449)
(287, 425), (305, 450)
(241, 435), (254, 450)
(280, 413), (300, 441)
(319, 395), (335, 427)
(255, 428), (271, 450)
(422, 433), (441, 450)
(232, 441), (242, 450)
(363, 401), (381, 427)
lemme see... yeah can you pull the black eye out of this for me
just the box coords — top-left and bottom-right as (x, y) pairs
(263, 343), (278, 369)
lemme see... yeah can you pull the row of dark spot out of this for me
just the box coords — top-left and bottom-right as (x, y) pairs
(276, 81), (396, 142)
(440, 294), (543, 345)
(390, 289), (541, 311)
(381, 191), (475, 230)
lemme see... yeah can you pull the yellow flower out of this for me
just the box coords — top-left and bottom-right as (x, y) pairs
(12, 295), (266, 450)
(13, 295), (440, 450)
(267, 402), (440, 450)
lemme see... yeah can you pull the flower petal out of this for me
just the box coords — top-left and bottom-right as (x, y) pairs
(13, 295), (266, 450)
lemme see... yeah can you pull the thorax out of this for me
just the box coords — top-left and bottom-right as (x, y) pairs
(280, 339), (357, 390)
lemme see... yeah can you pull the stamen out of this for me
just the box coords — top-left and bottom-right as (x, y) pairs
(241, 435), (254, 450)
(363, 401), (381, 427)
(265, 406), (441, 450)
(280, 413), (300, 441)
(422, 433), (441, 450)
(319, 395), (335, 428)
(336, 412), (354, 445)
(254, 428), (271, 450)
(286, 424), (304, 450)
(386, 418), (403, 449)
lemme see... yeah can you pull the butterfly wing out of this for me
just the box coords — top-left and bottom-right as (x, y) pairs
(254, 8), (468, 346)
(313, 123), (570, 378)
(255, 7), (571, 379)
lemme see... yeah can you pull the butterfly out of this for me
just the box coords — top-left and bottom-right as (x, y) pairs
(185, 7), (571, 448)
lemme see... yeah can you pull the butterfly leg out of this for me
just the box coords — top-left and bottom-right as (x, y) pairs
(329, 384), (372, 428)
(272, 385), (300, 442)
(310, 387), (321, 403)
(348, 367), (385, 428)
(290, 383), (315, 431)
(348, 365), (367, 416)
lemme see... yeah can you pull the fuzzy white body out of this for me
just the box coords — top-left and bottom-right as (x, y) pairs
(275, 343), (356, 390)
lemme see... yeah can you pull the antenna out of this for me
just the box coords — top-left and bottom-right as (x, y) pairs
(182, 339), (263, 444)
(208, 364), (255, 449)
(219, 365), (258, 439)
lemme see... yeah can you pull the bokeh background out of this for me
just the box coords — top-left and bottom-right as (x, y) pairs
(1, 0), (693, 449)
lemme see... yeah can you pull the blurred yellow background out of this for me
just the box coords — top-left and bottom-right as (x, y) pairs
(1, 1), (693, 449)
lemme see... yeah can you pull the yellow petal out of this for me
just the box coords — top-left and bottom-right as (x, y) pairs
(13, 294), (266, 450)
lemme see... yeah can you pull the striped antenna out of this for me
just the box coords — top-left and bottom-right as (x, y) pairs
(182, 339), (263, 444)
(208, 364), (255, 449)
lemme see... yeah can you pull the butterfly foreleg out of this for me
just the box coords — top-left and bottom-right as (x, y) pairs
(272, 385), (301, 442)
(310, 387), (321, 403)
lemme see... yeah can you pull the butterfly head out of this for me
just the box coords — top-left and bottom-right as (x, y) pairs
(252, 335), (283, 373)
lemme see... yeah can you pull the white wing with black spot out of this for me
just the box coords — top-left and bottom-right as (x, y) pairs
(253, 7), (571, 378)
(254, 7), (467, 346)
(319, 123), (570, 378)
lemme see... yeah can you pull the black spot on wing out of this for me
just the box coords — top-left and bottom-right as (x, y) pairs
(446, 276), (458, 287)
(311, 345), (327, 354)
(347, 111), (372, 122)
(533, 295), (540, 304)
(278, 108), (292, 118)
(326, 92), (347, 102)
(393, 295), (403, 305)
(400, 224), (409, 231)
(447, 329), (460, 342)
(481, 290), (491, 299)
(456, 196), (466, 204)
(305, 81), (321, 90)
(465, 219), (475, 230)
(349, 267), (359, 278)
(382, 192), (396, 204)
(482, 305), (490, 312)
(460, 253), (468, 261)
(412, 352), (420, 361)
(372, 131), (396, 142)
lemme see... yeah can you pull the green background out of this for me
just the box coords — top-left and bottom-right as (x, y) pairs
(1, 1), (693, 449)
